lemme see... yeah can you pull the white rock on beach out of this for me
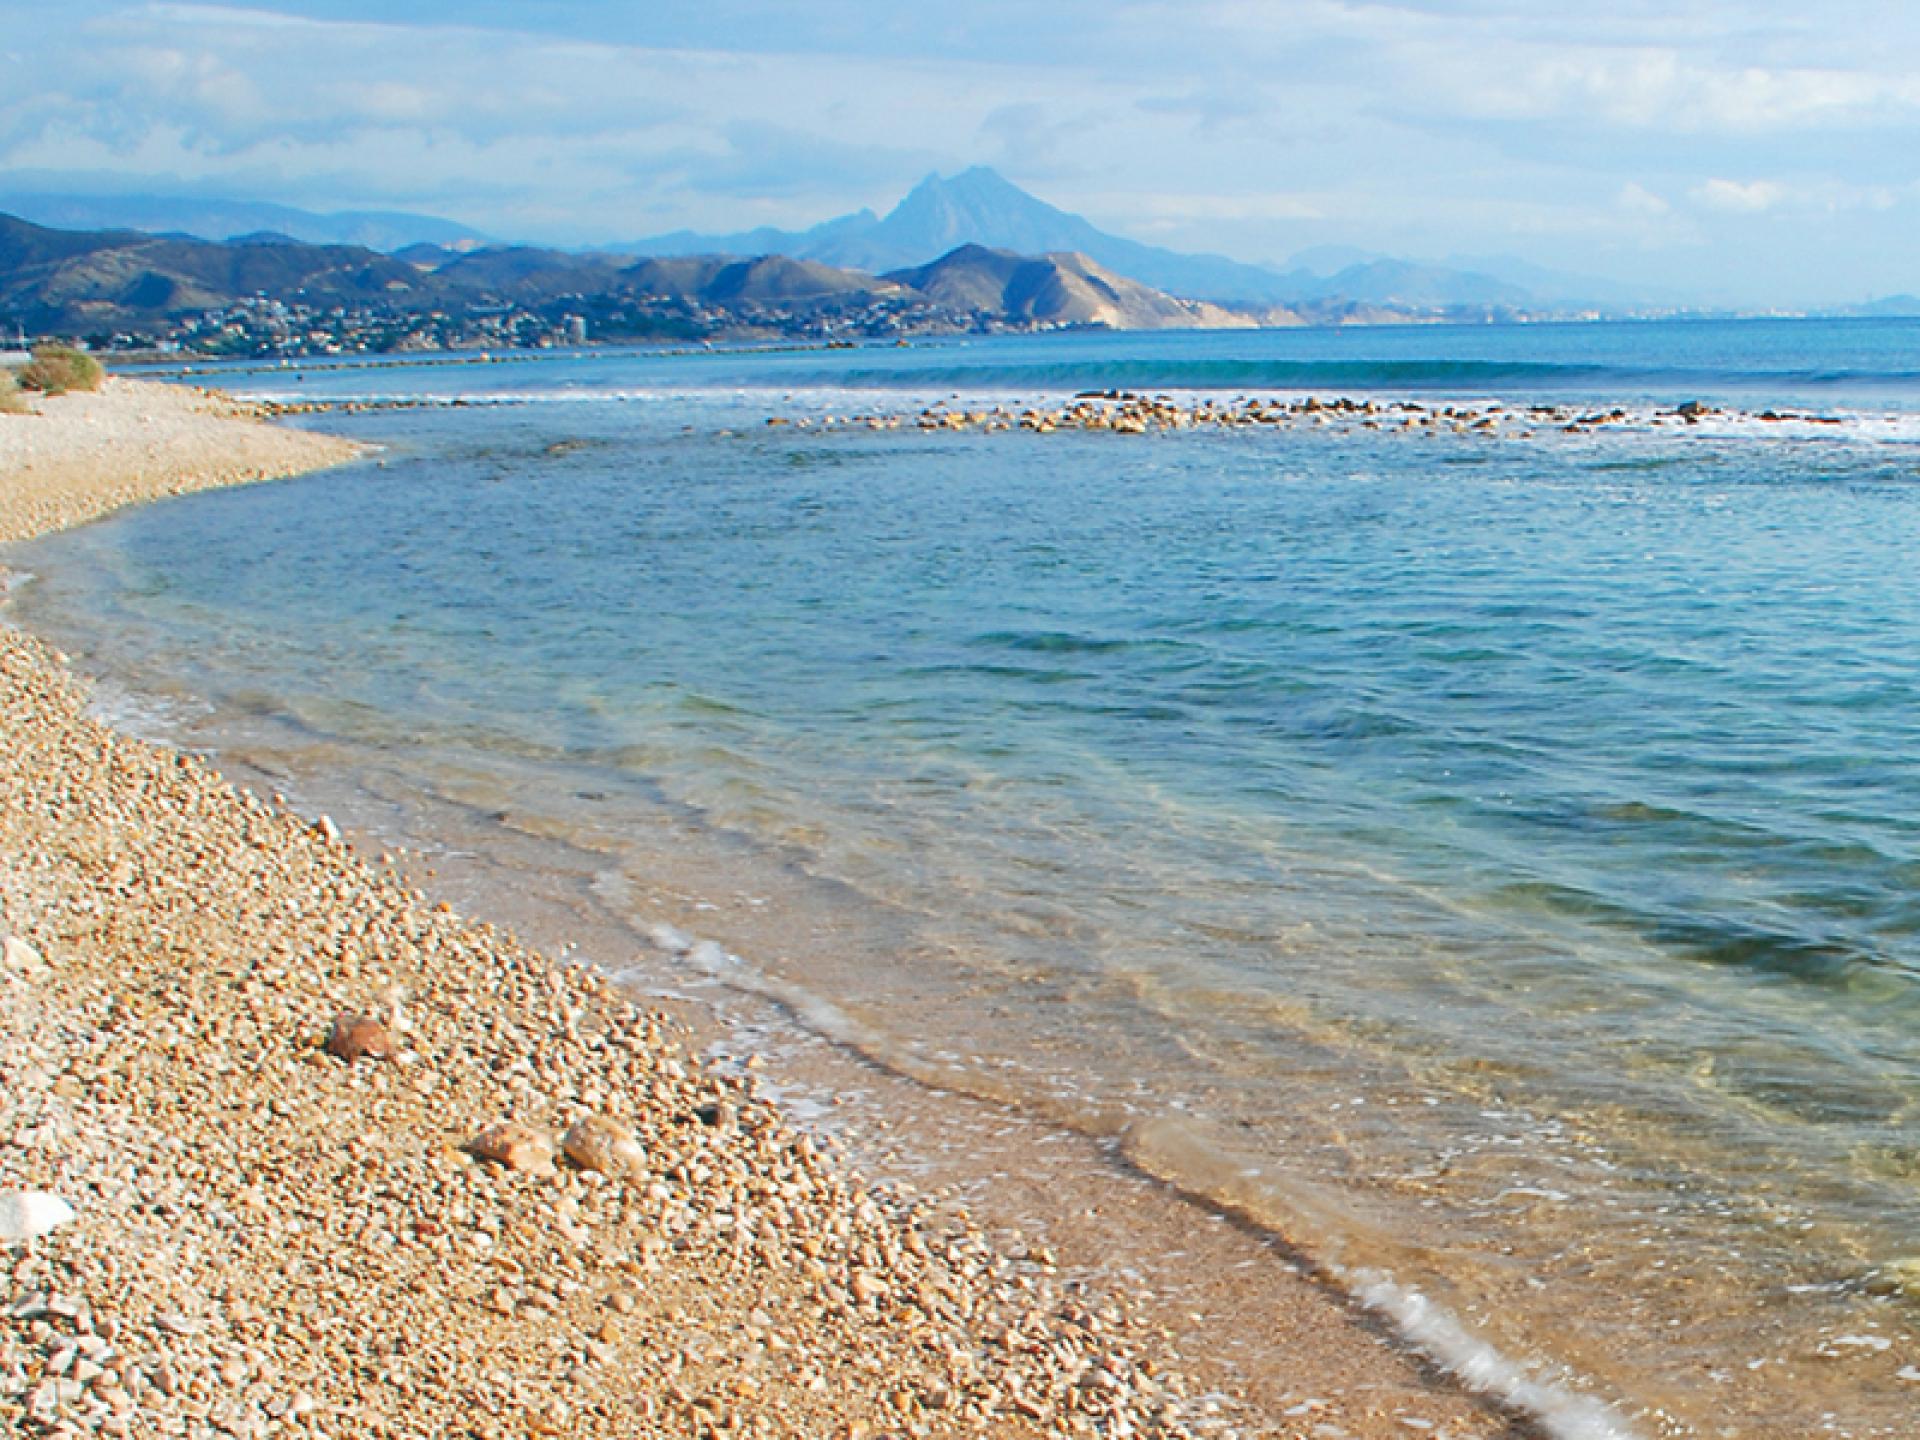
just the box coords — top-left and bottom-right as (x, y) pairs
(2, 933), (50, 979)
(0, 1191), (77, 1242)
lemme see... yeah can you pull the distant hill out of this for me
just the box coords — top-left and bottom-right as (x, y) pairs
(431, 246), (629, 301)
(1291, 258), (1532, 310)
(1835, 294), (1920, 318)
(1436, 254), (1678, 312)
(884, 245), (1258, 330)
(647, 254), (907, 306)
(0, 193), (488, 253)
(0, 213), (435, 333)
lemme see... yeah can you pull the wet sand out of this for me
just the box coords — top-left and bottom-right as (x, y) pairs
(1, 378), (1528, 1438)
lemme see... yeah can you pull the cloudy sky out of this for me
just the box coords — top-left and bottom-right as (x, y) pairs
(5, 0), (1919, 306)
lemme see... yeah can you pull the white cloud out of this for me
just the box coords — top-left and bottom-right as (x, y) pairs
(1694, 178), (1787, 213)
(1688, 176), (1907, 218)
(5, 0), (1920, 303)
(1617, 182), (1670, 217)
(1110, 191), (1331, 224)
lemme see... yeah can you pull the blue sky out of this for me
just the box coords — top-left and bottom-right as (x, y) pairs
(4, 1), (1919, 305)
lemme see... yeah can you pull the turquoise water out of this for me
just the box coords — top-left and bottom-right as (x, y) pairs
(18, 321), (1920, 1437)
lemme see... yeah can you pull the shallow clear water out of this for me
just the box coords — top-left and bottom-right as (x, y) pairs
(18, 321), (1920, 1437)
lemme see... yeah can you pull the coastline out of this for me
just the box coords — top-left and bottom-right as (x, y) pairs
(0, 379), (1532, 1438)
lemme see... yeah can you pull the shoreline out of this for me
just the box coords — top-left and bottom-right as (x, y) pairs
(2, 378), (1540, 1438)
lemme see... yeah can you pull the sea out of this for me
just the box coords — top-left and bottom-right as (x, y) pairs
(9, 320), (1920, 1438)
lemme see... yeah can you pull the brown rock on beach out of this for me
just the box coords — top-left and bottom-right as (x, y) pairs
(467, 1120), (557, 1175)
(324, 1011), (395, 1062)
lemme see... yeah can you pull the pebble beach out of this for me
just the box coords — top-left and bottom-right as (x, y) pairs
(0, 378), (1530, 1440)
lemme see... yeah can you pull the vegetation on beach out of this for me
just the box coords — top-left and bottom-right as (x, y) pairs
(16, 344), (105, 396)
(0, 368), (29, 414)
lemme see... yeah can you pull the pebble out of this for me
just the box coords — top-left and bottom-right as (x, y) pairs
(467, 1121), (557, 1175)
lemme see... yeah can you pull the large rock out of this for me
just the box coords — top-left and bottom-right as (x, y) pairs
(468, 1122), (555, 1175)
(561, 1116), (647, 1179)
(324, 1012), (395, 1063)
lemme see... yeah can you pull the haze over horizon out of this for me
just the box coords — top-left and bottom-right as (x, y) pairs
(8, 1), (1920, 310)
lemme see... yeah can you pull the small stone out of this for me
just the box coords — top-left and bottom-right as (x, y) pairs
(468, 1122), (555, 1175)
(0, 1192), (76, 1242)
(1, 935), (50, 979)
(562, 1117), (645, 1179)
(313, 815), (343, 845)
(605, 1289), (638, 1315)
(324, 1012), (394, 1063)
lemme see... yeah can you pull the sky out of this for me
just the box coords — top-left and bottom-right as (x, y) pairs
(3, 0), (1919, 307)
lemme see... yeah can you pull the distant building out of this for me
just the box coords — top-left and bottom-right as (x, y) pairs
(564, 314), (588, 345)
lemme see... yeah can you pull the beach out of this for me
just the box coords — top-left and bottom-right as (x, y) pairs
(0, 378), (1528, 1440)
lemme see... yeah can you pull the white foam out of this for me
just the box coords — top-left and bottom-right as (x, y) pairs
(638, 922), (1649, 1440)
(1826, 1334), (1892, 1352)
(81, 676), (213, 747)
(1349, 1269), (1642, 1440)
(240, 387), (666, 406)
(646, 921), (694, 955)
(661, 927), (892, 1057)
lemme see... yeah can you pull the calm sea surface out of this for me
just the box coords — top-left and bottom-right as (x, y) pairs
(12, 321), (1920, 1438)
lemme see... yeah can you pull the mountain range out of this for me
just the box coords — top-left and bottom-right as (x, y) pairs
(626, 167), (1645, 314)
(6, 170), (1656, 316)
(0, 211), (1277, 345)
(12, 169), (1911, 330)
(0, 192), (489, 254)
(630, 167), (1318, 306)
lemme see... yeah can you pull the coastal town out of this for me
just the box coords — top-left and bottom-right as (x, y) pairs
(98, 288), (999, 360)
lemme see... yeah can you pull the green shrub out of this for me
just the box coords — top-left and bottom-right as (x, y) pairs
(16, 345), (105, 396)
(0, 368), (29, 415)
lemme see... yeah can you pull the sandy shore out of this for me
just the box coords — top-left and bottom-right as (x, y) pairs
(0, 379), (366, 547)
(1, 379), (1524, 1439)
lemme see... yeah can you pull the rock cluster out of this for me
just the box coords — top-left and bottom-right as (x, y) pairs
(764, 393), (1764, 439)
